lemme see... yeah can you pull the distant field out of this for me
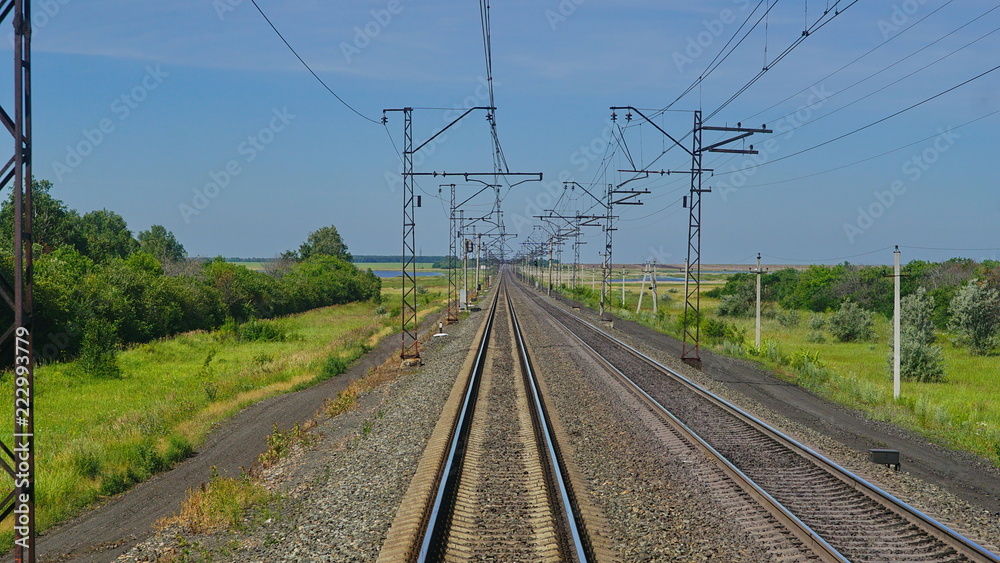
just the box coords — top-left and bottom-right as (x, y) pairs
(355, 262), (436, 270)
(230, 261), (266, 271)
(225, 262), (442, 272)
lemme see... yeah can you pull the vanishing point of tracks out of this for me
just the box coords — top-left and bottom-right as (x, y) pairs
(381, 271), (1000, 562)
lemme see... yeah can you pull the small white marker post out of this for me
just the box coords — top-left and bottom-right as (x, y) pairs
(893, 246), (901, 400)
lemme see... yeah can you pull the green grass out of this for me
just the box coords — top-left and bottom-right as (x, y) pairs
(547, 274), (1000, 467)
(720, 313), (1000, 465)
(0, 301), (398, 550)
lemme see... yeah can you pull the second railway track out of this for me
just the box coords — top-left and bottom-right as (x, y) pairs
(514, 274), (1000, 563)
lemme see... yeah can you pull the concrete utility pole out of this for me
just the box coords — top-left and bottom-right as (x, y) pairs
(894, 246), (901, 400)
(636, 261), (659, 315)
(754, 253), (763, 349)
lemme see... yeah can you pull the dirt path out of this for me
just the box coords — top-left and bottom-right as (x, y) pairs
(32, 318), (439, 563)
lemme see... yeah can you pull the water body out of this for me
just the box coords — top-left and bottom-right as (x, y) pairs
(372, 270), (445, 278)
(620, 277), (687, 283)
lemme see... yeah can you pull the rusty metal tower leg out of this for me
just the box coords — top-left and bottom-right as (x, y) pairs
(600, 184), (614, 320)
(681, 110), (703, 369)
(446, 184), (458, 324)
(400, 108), (419, 360)
(0, 0), (35, 560)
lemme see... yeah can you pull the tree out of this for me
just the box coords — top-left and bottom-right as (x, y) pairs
(432, 256), (459, 269)
(949, 279), (1000, 355)
(138, 224), (186, 263)
(889, 287), (945, 382)
(828, 299), (874, 342)
(901, 287), (935, 344)
(717, 280), (755, 317)
(298, 225), (351, 262)
(0, 178), (85, 252)
(79, 209), (138, 262)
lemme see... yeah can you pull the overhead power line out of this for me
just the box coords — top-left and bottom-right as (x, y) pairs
(731, 107), (1000, 190)
(250, 0), (380, 124)
(719, 63), (1000, 176)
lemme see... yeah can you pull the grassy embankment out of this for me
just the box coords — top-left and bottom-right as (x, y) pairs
(0, 274), (450, 551)
(547, 273), (1000, 467)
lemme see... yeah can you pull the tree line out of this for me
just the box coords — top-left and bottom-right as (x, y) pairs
(0, 180), (381, 371)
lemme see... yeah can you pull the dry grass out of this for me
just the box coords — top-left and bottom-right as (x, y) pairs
(157, 471), (272, 535)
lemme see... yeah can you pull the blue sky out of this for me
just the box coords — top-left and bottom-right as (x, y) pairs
(5, 0), (999, 266)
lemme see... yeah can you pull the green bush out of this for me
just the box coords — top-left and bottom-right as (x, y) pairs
(776, 310), (800, 328)
(320, 355), (349, 380)
(901, 287), (936, 344)
(808, 313), (826, 330)
(948, 279), (1000, 355)
(828, 300), (874, 342)
(238, 320), (288, 342)
(805, 331), (826, 343)
(76, 318), (122, 379)
(888, 339), (945, 383)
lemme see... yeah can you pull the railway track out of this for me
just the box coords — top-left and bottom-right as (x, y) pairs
(515, 277), (1000, 563)
(379, 278), (601, 562)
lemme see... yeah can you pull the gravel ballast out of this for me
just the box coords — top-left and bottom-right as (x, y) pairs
(121, 278), (1000, 560)
(121, 303), (489, 562)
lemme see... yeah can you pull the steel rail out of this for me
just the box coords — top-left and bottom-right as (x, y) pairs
(506, 276), (589, 562)
(417, 288), (500, 561)
(525, 286), (1000, 563)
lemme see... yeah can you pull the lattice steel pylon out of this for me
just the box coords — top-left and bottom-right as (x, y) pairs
(0, 1), (34, 560)
(385, 108), (420, 360)
(612, 106), (769, 368)
(682, 110), (704, 366)
(442, 184), (458, 324)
